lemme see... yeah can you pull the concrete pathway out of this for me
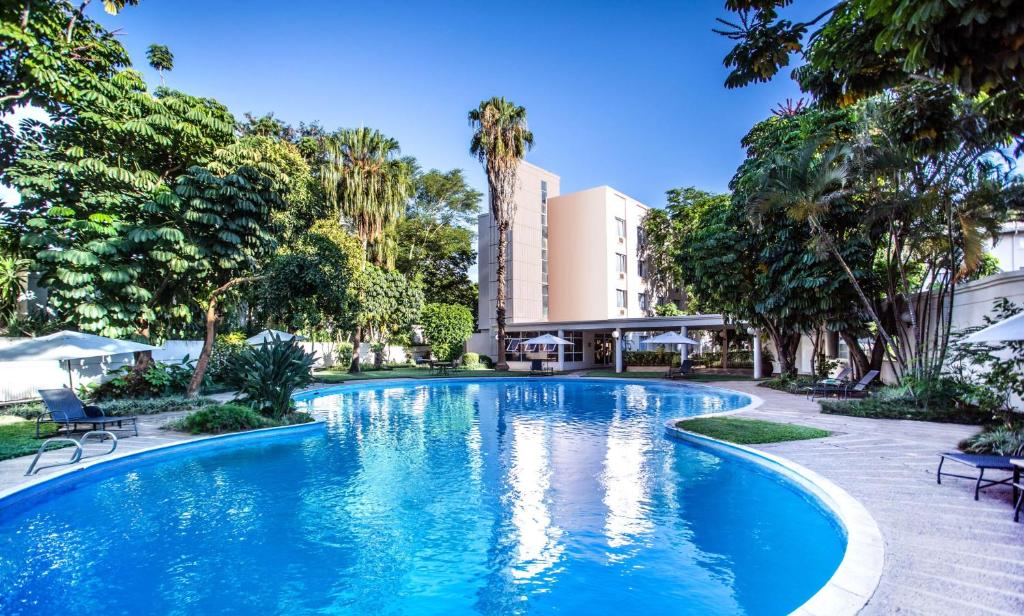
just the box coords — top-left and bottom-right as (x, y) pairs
(714, 380), (1024, 616)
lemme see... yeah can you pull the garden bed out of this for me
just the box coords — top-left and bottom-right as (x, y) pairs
(819, 398), (992, 425)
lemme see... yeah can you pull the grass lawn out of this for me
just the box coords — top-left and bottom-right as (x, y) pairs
(0, 417), (67, 461)
(313, 367), (567, 384)
(582, 370), (755, 382)
(674, 417), (830, 444)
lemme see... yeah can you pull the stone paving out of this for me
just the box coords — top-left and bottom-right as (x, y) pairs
(714, 380), (1024, 616)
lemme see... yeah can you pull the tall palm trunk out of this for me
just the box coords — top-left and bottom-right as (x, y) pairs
(495, 220), (509, 370)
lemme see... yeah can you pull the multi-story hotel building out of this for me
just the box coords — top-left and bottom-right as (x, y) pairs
(470, 161), (727, 372)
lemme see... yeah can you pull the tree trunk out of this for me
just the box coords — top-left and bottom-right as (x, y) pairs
(840, 330), (869, 378)
(187, 276), (263, 396)
(349, 326), (363, 373)
(495, 220), (509, 371)
(720, 328), (729, 369)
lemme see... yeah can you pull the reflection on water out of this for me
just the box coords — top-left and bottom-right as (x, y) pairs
(0, 379), (843, 616)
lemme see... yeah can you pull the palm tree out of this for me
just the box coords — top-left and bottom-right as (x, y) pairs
(146, 44), (173, 86)
(756, 141), (904, 375)
(321, 127), (412, 267)
(321, 127), (413, 372)
(469, 97), (533, 370)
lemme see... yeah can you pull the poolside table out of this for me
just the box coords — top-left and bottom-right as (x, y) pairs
(937, 453), (1020, 501)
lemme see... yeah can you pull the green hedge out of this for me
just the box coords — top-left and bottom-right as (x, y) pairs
(624, 350), (681, 367)
(691, 349), (774, 369)
(2, 395), (217, 420)
(166, 403), (314, 434)
(819, 398), (992, 425)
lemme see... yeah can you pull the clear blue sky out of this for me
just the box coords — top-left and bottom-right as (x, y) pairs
(93, 0), (819, 208)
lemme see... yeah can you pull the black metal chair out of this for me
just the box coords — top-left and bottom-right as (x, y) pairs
(665, 360), (694, 380)
(37, 388), (138, 437)
(841, 369), (880, 398)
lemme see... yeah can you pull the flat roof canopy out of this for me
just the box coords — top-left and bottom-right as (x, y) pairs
(505, 314), (736, 333)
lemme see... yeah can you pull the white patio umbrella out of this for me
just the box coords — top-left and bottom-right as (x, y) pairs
(0, 330), (160, 388)
(246, 329), (307, 345)
(521, 334), (573, 369)
(960, 312), (1024, 344)
(644, 331), (699, 367)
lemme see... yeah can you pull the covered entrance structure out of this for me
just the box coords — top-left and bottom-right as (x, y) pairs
(502, 314), (764, 377)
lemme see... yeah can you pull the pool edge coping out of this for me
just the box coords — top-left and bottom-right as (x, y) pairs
(0, 419), (327, 505)
(664, 422), (884, 616)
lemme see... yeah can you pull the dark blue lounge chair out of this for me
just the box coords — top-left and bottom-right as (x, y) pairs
(665, 360), (694, 380)
(805, 366), (853, 399)
(937, 452), (1020, 501)
(36, 388), (138, 437)
(840, 369), (879, 399)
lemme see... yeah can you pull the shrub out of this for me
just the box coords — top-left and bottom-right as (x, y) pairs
(963, 425), (1024, 456)
(208, 332), (249, 383)
(2, 395), (216, 420)
(819, 397), (992, 425)
(90, 359), (195, 400)
(691, 349), (774, 369)
(461, 352), (485, 369)
(759, 374), (816, 394)
(222, 338), (316, 418)
(168, 404), (273, 434)
(335, 341), (354, 369)
(478, 355), (494, 368)
(624, 350), (680, 367)
(421, 303), (475, 362)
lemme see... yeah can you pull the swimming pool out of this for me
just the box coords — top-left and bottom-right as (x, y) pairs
(0, 378), (845, 615)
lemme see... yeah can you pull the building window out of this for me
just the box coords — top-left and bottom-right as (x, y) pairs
(638, 259), (647, 278)
(615, 217), (626, 238)
(616, 253), (627, 274)
(541, 180), (549, 318)
(564, 330), (584, 362)
(616, 289), (628, 308)
(542, 285), (549, 318)
(638, 292), (648, 311)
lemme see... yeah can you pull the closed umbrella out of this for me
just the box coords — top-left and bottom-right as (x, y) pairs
(960, 312), (1024, 343)
(0, 330), (160, 388)
(246, 329), (307, 345)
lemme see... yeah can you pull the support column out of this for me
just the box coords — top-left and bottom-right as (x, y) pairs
(752, 332), (763, 379)
(680, 326), (689, 364)
(614, 328), (623, 373)
(557, 328), (565, 368)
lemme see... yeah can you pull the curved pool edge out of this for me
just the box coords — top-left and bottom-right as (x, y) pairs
(0, 419), (327, 511)
(664, 422), (883, 616)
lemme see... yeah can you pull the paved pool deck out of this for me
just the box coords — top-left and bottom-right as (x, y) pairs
(1, 379), (1022, 614)
(712, 380), (1024, 616)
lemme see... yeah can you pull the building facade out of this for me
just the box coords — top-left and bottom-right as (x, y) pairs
(472, 161), (697, 366)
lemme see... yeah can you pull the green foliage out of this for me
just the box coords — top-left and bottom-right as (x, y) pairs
(335, 341), (354, 369)
(759, 374), (818, 394)
(321, 127), (413, 267)
(692, 349), (773, 369)
(420, 303), (474, 361)
(819, 397), (992, 425)
(208, 332), (249, 383)
(963, 425), (1024, 457)
(395, 216), (478, 313)
(653, 302), (682, 317)
(145, 43), (173, 84)
(355, 265), (425, 346)
(461, 352), (483, 369)
(89, 360), (195, 400)
(0, 255), (30, 323)
(3, 395), (216, 420)
(717, 1), (1024, 150)
(167, 403), (274, 434)
(624, 350), (681, 367)
(675, 417), (829, 444)
(252, 221), (360, 336)
(947, 299), (1024, 413)
(222, 338), (316, 418)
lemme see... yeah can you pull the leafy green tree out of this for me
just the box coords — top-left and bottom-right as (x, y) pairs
(146, 43), (173, 85)
(420, 303), (475, 362)
(222, 337), (315, 419)
(469, 97), (533, 370)
(0, 254), (30, 324)
(8, 70), (242, 340)
(408, 167), (483, 227)
(716, 0), (1024, 150)
(395, 216), (477, 313)
(354, 265), (424, 368)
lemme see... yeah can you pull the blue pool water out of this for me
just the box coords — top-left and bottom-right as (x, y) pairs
(0, 379), (844, 615)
